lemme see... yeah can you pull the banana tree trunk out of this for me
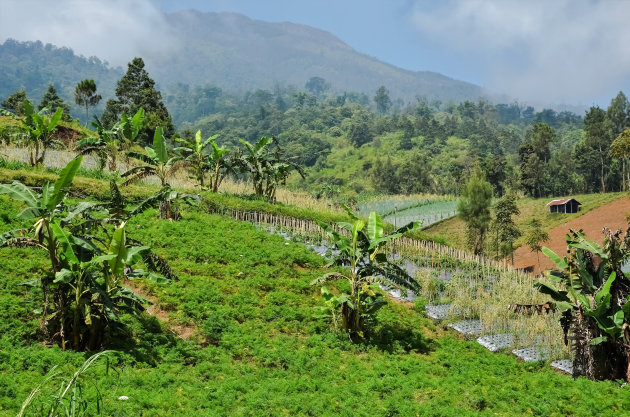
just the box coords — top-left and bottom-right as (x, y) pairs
(573, 308), (625, 380)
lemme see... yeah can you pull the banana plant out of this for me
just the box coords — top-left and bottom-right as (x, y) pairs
(122, 126), (188, 219)
(0, 157), (171, 350)
(234, 137), (304, 202)
(1, 99), (64, 166)
(207, 135), (232, 192)
(537, 229), (630, 381)
(311, 207), (420, 339)
(75, 108), (144, 171)
(122, 126), (183, 187)
(51, 221), (157, 350)
(174, 130), (229, 190)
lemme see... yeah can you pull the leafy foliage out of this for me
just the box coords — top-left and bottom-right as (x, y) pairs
(1, 98), (64, 166)
(312, 207), (419, 339)
(174, 130), (231, 191)
(234, 137), (305, 202)
(0, 158), (169, 351)
(75, 108), (145, 171)
(537, 229), (630, 381)
(38, 84), (72, 122)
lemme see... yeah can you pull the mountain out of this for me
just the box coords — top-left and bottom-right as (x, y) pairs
(0, 10), (488, 123)
(0, 39), (122, 120)
(147, 11), (486, 103)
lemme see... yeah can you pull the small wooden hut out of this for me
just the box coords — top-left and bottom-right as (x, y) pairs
(546, 198), (582, 213)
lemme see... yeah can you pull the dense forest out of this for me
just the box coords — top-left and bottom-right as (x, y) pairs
(167, 82), (628, 199)
(2, 48), (630, 200)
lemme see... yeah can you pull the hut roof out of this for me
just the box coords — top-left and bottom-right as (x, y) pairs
(546, 198), (581, 207)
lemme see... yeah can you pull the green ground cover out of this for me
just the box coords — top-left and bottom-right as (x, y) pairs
(0, 193), (629, 416)
(0, 165), (350, 225)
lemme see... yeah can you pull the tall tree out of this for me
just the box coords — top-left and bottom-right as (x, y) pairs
(610, 128), (630, 191)
(305, 76), (328, 96)
(584, 106), (613, 193)
(519, 142), (545, 197)
(606, 91), (629, 137)
(101, 57), (174, 144)
(348, 109), (373, 147)
(374, 86), (392, 114)
(527, 122), (556, 163)
(74, 79), (102, 125)
(458, 166), (493, 255)
(525, 218), (549, 274)
(38, 84), (71, 122)
(491, 193), (521, 263)
(1, 89), (27, 116)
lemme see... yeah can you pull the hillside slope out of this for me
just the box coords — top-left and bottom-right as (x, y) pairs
(152, 11), (486, 103)
(513, 197), (630, 274)
(424, 193), (628, 254)
(1, 10), (487, 118)
(0, 39), (122, 121)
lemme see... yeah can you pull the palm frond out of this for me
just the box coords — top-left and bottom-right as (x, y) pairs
(310, 272), (347, 286)
(126, 151), (156, 166)
(121, 168), (155, 186)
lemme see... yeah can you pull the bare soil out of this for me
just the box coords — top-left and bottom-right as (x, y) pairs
(124, 280), (198, 340)
(512, 197), (630, 274)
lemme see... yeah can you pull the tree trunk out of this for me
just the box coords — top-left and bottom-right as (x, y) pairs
(572, 307), (626, 380)
(600, 147), (606, 193)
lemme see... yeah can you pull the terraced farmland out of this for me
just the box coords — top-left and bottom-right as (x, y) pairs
(358, 196), (458, 228)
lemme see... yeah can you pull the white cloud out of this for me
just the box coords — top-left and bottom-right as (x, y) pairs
(0, 0), (178, 67)
(410, 0), (630, 105)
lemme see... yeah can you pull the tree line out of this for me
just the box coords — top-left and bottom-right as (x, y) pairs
(2, 56), (630, 200)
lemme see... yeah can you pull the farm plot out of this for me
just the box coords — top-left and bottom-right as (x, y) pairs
(383, 199), (457, 228)
(357, 197), (431, 217)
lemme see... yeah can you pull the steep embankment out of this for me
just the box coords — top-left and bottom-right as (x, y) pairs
(513, 197), (630, 274)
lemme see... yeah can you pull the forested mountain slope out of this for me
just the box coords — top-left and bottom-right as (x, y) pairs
(150, 11), (486, 103)
(0, 9), (487, 119)
(0, 39), (122, 119)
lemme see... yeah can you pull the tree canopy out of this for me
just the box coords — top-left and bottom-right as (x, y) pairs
(101, 57), (174, 145)
(38, 84), (71, 122)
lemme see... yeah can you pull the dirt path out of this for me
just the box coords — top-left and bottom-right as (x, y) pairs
(513, 197), (630, 274)
(124, 280), (198, 340)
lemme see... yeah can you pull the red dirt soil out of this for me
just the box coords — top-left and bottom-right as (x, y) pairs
(513, 197), (630, 275)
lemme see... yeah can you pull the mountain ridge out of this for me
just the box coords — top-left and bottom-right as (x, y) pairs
(148, 10), (488, 103)
(0, 10), (490, 122)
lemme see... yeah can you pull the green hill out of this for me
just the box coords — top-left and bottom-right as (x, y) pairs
(0, 39), (122, 121)
(1, 167), (629, 415)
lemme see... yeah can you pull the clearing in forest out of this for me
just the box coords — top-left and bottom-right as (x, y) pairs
(512, 196), (630, 274)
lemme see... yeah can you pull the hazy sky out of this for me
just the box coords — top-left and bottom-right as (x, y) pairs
(2, 0), (629, 107)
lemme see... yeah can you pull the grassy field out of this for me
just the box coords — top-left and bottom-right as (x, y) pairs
(1, 180), (629, 416)
(424, 192), (629, 250)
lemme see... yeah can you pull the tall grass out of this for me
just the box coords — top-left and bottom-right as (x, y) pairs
(18, 351), (113, 417)
(392, 238), (571, 359)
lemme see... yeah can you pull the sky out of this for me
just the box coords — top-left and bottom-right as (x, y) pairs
(1, 0), (630, 107)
